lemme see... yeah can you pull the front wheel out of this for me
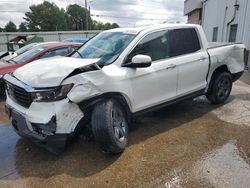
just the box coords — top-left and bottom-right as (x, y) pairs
(206, 72), (232, 104)
(91, 99), (128, 154)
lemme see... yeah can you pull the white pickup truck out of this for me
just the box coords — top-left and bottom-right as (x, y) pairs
(4, 24), (245, 154)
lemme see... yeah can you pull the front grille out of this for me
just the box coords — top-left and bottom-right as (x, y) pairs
(7, 83), (32, 108)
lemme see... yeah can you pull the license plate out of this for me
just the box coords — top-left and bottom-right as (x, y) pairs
(11, 109), (29, 132)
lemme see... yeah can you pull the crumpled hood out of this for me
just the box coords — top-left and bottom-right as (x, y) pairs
(13, 56), (99, 88)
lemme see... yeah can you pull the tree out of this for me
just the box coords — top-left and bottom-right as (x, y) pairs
(24, 1), (68, 31)
(91, 20), (103, 30)
(19, 22), (28, 32)
(91, 20), (120, 30)
(0, 27), (4, 32)
(67, 4), (91, 30)
(9, 1), (119, 32)
(4, 21), (17, 32)
(111, 23), (119, 29)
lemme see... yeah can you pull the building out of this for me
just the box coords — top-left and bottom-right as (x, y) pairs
(202, 0), (250, 65)
(202, 0), (249, 44)
(185, 0), (250, 46)
(184, 0), (203, 24)
(184, 0), (249, 65)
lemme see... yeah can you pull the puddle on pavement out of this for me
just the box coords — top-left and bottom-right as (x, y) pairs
(192, 141), (250, 188)
(0, 108), (249, 187)
(0, 126), (19, 179)
(164, 141), (250, 188)
(0, 82), (249, 187)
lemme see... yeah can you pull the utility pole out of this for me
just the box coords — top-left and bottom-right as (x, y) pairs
(85, 0), (88, 30)
(89, 6), (91, 30)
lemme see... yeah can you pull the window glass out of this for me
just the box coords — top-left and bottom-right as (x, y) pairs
(127, 28), (201, 63)
(40, 50), (55, 58)
(54, 47), (69, 56)
(40, 47), (69, 58)
(72, 32), (136, 66)
(15, 43), (38, 55)
(169, 28), (201, 57)
(69, 46), (76, 53)
(128, 30), (170, 62)
(229, 24), (238, 42)
(11, 47), (45, 64)
(68, 46), (80, 54)
(212, 27), (218, 42)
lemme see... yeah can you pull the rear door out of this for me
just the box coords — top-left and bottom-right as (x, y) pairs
(169, 28), (210, 96)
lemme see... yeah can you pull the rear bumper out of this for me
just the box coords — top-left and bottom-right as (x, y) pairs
(6, 104), (68, 154)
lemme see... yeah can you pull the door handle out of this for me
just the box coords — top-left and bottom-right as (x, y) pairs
(166, 64), (176, 69)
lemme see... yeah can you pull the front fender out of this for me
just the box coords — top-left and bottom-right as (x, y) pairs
(67, 82), (102, 103)
(78, 92), (133, 120)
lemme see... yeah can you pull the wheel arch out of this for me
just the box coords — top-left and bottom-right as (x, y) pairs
(78, 92), (133, 121)
(208, 65), (230, 86)
(213, 65), (230, 74)
(208, 64), (243, 86)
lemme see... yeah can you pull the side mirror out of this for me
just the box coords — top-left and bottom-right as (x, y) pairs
(124, 55), (152, 68)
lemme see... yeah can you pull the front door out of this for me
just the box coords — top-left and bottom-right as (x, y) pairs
(124, 30), (178, 112)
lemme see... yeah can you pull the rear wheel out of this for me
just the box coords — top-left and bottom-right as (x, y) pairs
(206, 72), (232, 104)
(91, 99), (128, 154)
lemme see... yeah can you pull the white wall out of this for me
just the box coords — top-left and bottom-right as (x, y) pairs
(202, 0), (250, 49)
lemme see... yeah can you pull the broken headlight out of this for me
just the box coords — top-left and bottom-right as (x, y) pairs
(31, 84), (74, 102)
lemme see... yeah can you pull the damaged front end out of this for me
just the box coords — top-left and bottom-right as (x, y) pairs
(3, 57), (106, 153)
(4, 74), (85, 154)
(6, 106), (68, 154)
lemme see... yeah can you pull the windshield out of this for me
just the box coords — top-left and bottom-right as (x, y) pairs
(2, 43), (39, 62)
(72, 32), (136, 65)
(15, 43), (38, 55)
(11, 47), (45, 64)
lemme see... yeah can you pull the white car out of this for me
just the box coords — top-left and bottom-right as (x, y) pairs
(4, 24), (245, 154)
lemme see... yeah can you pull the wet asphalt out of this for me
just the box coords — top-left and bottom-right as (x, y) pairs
(0, 75), (250, 188)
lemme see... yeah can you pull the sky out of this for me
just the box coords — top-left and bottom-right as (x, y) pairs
(0, 0), (187, 28)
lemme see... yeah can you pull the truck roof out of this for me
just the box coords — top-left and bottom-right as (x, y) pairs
(106, 24), (201, 35)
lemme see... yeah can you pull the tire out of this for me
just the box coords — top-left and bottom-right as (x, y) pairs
(91, 99), (128, 154)
(206, 72), (232, 104)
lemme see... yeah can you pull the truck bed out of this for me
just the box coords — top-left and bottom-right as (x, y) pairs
(208, 42), (242, 49)
(206, 43), (245, 83)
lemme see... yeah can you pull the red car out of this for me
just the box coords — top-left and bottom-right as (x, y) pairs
(0, 42), (82, 96)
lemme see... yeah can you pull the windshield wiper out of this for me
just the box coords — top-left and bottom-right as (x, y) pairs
(68, 46), (84, 58)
